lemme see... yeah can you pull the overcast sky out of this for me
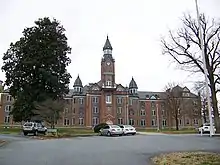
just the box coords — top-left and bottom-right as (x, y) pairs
(0, 0), (219, 92)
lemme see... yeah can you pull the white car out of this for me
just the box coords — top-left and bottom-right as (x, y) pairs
(23, 122), (47, 136)
(100, 124), (123, 136)
(198, 123), (216, 134)
(118, 125), (136, 135)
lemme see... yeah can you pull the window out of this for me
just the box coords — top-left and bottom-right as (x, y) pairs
(72, 118), (75, 125)
(117, 97), (122, 104)
(64, 118), (70, 126)
(179, 119), (182, 125)
(152, 110), (156, 116)
(73, 108), (76, 114)
(106, 80), (112, 86)
(129, 98), (133, 105)
(73, 98), (76, 103)
(129, 118), (134, 125)
(152, 119), (156, 126)
(186, 119), (190, 125)
(162, 119), (166, 126)
(6, 95), (12, 102)
(92, 97), (98, 103)
(118, 118), (123, 125)
(194, 119), (198, 124)
(5, 105), (11, 112)
(140, 109), (145, 116)
(141, 119), (146, 126)
(93, 106), (98, 113)
(117, 107), (122, 114)
(79, 118), (84, 125)
(92, 117), (99, 125)
(178, 108), (180, 115)
(4, 116), (10, 123)
(106, 95), (112, 104)
(79, 98), (84, 104)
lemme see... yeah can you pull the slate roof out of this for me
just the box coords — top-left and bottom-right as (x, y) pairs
(103, 35), (113, 50)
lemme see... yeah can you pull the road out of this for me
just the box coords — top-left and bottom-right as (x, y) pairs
(0, 134), (219, 165)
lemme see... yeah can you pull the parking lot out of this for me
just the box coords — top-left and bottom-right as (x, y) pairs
(0, 133), (220, 165)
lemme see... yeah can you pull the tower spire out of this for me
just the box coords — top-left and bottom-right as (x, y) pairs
(103, 35), (112, 51)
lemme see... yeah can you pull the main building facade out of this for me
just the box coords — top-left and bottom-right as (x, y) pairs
(0, 36), (202, 129)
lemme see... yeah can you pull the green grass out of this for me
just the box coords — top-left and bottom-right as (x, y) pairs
(137, 128), (197, 134)
(0, 127), (22, 135)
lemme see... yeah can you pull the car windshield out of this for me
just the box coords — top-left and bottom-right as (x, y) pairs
(24, 123), (33, 127)
(111, 125), (120, 128)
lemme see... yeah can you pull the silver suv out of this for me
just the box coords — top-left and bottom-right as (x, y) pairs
(22, 122), (47, 136)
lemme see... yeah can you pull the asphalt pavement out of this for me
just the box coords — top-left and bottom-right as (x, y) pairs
(0, 134), (219, 165)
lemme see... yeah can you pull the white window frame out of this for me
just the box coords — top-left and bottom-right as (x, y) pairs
(140, 109), (145, 116)
(79, 118), (84, 125)
(6, 95), (12, 102)
(129, 118), (134, 125)
(93, 106), (98, 113)
(117, 97), (122, 104)
(194, 118), (198, 124)
(152, 119), (156, 126)
(92, 117), (99, 125)
(106, 95), (112, 104)
(64, 118), (70, 126)
(152, 110), (156, 116)
(117, 107), (122, 114)
(5, 105), (11, 112)
(106, 80), (112, 86)
(4, 116), (10, 123)
(93, 97), (98, 103)
(118, 118), (123, 125)
(141, 119), (146, 126)
(162, 119), (166, 126)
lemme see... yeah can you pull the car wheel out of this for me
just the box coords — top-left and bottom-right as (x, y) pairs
(132, 133), (136, 135)
(34, 131), (38, 136)
(107, 131), (111, 136)
(23, 132), (28, 136)
(98, 131), (102, 136)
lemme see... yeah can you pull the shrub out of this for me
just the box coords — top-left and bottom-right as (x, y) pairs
(93, 123), (108, 133)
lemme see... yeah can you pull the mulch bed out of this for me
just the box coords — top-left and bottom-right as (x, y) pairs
(152, 151), (220, 165)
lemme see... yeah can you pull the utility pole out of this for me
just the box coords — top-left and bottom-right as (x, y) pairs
(195, 0), (214, 137)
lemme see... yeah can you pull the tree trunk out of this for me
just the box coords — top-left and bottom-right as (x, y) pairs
(175, 114), (179, 131)
(210, 80), (220, 133)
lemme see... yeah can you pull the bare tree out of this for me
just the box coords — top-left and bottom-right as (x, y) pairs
(162, 13), (220, 132)
(33, 99), (64, 129)
(164, 83), (183, 130)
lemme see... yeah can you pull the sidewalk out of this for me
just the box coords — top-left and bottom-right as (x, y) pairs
(138, 132), (168, 135)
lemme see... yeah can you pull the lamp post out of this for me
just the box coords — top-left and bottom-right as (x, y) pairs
(195, 0), (214, 137)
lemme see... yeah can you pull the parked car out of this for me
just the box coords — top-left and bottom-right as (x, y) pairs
(100, 124), (123, 136)
(198, 123), (216, 134)
(118, 125), (136, 135)
(22, 122), (47, 136)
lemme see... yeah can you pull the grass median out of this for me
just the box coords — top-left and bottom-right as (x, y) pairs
(152, 152), (220, 165)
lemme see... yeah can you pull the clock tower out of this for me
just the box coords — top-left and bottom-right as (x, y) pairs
(101, 35), (116, 88)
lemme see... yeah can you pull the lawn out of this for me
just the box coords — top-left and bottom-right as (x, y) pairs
(0, 126), (96, 138)
(152, 152), (220, 165)
(137, 128), (197, 134)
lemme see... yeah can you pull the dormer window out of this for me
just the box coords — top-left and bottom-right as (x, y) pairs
(106, 81), (112, 86)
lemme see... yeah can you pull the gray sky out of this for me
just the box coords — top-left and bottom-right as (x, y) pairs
(0, 0), (219, 92)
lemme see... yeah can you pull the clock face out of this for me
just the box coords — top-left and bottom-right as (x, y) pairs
(107, 62), (111, 66)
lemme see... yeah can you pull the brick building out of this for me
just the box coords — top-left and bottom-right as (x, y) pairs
(0, 36), (202, 129)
